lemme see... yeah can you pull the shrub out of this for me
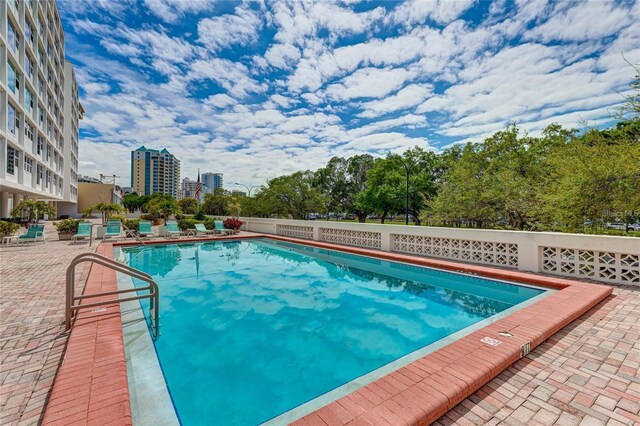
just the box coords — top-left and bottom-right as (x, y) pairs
(139, 213), (153, 221)
(109, 214), (126, 222)
(177, 218), (203, 231)
(194, 210), (206, 220)
(0, 220), (20, 237)
(203, 218), (216, 230)
(123, 219), (140, 231)
(223, 218), (243, 230)
(54, 219), (82, 233)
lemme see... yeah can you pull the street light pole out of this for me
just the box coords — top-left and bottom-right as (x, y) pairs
(234, 182), (259, 197)
(391, 155), (413, 226)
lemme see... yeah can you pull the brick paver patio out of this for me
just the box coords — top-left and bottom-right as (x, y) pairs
(0, 223), (638, 425)
(0, 224), (95, 425)
(436, 285), (640, 426)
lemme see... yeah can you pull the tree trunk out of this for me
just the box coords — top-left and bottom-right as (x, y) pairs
(356, 212), (367, 223)
(380, 211), (388, 224)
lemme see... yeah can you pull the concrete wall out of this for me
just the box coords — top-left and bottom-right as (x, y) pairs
(77, 183), (121, 213)
(233, 217), (640, 286)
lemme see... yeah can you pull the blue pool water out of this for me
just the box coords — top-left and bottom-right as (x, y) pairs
(117, 238), (545, 425)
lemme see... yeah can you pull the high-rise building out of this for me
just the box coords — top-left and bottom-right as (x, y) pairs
(180, 177), (208, 200)
(131, 146), (180, 197)
(1, 0), (83, 218)
(202, 172), (223, 193)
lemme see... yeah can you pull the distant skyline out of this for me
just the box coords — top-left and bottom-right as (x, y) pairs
(59, 0), (639, 188)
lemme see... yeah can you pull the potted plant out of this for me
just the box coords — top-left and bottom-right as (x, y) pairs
(11, 199), (57, 226)
(223, 218), (243, 234)
(0, 220), (20, 237)
(54, 219), (82, 240)
(145, 197), (181, 225)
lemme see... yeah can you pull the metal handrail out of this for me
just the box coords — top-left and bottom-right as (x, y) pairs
(66, 252), (160, 339)
(122, 224), (147, 246)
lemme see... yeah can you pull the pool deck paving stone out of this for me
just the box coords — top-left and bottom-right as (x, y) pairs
(1, 227), (638, 425)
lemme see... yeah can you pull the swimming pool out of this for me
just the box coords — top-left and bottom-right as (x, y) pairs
(116, 238), (548, 425)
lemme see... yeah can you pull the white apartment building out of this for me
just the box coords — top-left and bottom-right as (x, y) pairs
(0, 0), (82, 218)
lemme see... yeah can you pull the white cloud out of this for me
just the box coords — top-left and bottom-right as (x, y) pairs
(526, 2), (635, 42)
(387, 0), (475, 26)
(359, 84), (433, 118)
(263, 43), (302, 69)
(326, 67), (415, 101)
(198, 5), (263, 51)
(143, 0), (214, 24)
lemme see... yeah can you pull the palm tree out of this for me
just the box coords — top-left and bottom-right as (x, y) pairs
(11, 199), (56, 224)
(92, 203), (125, 225)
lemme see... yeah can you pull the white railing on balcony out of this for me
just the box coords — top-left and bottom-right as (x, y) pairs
(233, 217), (640, 286)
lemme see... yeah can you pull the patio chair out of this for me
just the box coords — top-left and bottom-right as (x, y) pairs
(194, 223), (215, 236)
(72, 222), (93, 243)
(103, 220), (122, 242)
(214, 220), (233, 236)
(165, 220), (184, 238)
(18, 224), (45, 243)
(138, 220), (154, 238)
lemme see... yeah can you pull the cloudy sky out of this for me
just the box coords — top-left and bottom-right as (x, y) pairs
(59, 0), (639, 189)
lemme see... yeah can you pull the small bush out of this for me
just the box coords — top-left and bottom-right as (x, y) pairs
(123, 219), (140, 231)
(109, 214), (127, 222)
(139, 213), (153, 221)
(203, 218), (216, 230)
(0, 220), (20, 237)
(223, 218), (243, 230)
(54, 219), (83, 233)
(177, 218), (203, 231)
(194, 210), (206, 220)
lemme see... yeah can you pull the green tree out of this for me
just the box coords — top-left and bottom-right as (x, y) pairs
(123, 193), (144, 213)
(389, 147), (441, 225)
(313, 155), (374, 222)
(90, 203), (125, 225)
(255, 171), (326, 219)
(145, 197), (181, 225)
(356, 157), (403, 223)
(201, 189), (227, 216)
(11, 200), (56, 223)
(541, 122), (640, 231)
(177, 197), (198, 215)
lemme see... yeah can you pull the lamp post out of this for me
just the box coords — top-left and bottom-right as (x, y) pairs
(391, 155), (416, 226)
(234, 182), (259, 197)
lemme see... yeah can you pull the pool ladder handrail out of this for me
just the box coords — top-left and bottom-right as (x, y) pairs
(65, 252), (160, 339)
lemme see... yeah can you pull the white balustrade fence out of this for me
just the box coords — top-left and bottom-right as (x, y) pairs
(234, 217), (640, 286)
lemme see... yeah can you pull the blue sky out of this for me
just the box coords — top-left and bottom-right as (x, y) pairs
(58, 0), (640, 189)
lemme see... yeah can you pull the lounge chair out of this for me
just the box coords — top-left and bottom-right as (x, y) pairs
(214, 220), (233, 236)
(18, 224), (45, 243)
(72, 222), (93, 243)
(103, 220), (122, 242)
(138, 220), (154, 238)
(194, 223), (215, 236)
(165, 221), (183, 238)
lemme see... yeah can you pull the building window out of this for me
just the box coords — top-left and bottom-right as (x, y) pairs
(25, 19), (34, 44)
(25, 122), (34, 141)
(6, 146), (19, 175)
(8, 62), (16, 94)
(37, 164), (43, 184)
(45, 170), (51, 188)
(25, 88), (33, 113)
(24, 156), (33, 173)
(37, 135), (44, 155)
(8, 104), (17, 135)
(46, 144), (51, 161)
(25, 54), (33, 78)
(8, 20), (19, 54)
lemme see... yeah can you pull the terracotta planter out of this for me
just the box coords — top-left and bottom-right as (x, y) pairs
(57, 232), (74, 241)
(153, 219), (163, 226)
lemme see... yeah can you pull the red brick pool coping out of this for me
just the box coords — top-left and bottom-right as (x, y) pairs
(41, 234), (612, 425)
